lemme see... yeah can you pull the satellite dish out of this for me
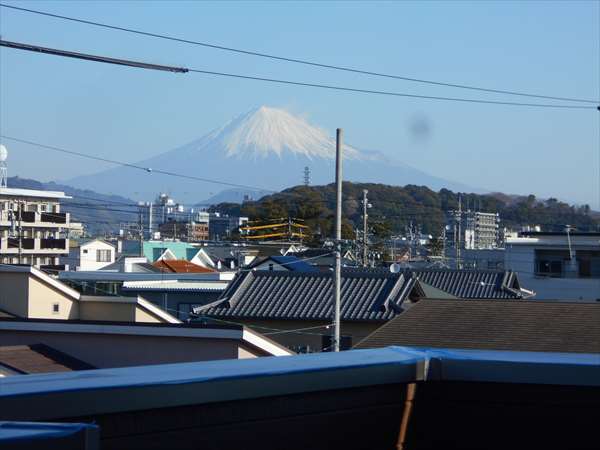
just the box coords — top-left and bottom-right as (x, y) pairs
(0, 145), (7, 162)
(389, 263), (401, 274)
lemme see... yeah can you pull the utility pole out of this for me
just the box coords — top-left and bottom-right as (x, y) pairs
(332, 128), (343, 352)
(138, 205), (144, 257)
(362, 189), (369, 267)
(456, 195), (462, 269)
(17, 200), (22, 265)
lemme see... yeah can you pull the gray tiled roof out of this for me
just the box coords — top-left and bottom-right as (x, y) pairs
(406, 269), (526, 299)
(195, 268), (424, 322)
(355, 298), (600, 353)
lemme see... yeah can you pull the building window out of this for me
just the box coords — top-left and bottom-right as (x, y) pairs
(96, 249), (111, 262)
(82, 249), (88, 254)
(269, 263), (274, 271)
(52, 303), (60, 314)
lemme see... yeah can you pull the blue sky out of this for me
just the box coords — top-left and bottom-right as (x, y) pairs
(0, 1), (598, 205)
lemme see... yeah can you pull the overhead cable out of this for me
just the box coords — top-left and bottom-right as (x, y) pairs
(1, 2), (597, 104)
(0, 38), (596, 110)
(0, 135), (276, 192)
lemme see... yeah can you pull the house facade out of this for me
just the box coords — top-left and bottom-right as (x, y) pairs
(505, 231), (600, 300)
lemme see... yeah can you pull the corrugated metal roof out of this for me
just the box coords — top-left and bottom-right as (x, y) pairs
(122, 280), (228, 292)
(197, 268), (423, 321)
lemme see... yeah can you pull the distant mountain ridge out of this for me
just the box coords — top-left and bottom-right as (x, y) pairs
(66, 106), (480, 203)
(6, 176), (138, 234)
(210, 182), (599, 238)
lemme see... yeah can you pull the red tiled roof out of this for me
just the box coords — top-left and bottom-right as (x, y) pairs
(153, 260), (215, 274)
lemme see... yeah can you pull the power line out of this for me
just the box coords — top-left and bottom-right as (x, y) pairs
(1, 38), (595, 110)
(185, 68), (596, 110)
(1, 2), (597, 105)
(0, 39), (188, 73)
(0, 135), (277, 192)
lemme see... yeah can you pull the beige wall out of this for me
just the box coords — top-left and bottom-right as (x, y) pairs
(0, 329), (258, 368)
(27, 276), (79, 320)
(135, 305), (164, 323)
(0, 272), (29, 318)
(231, 319), (383, 352)
(238, 346), (259, 359)
(79, 302), (135, 322)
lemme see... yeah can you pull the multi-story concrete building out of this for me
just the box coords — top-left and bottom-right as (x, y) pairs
(0, 187), (71, 269)
(209, 213), (248, 241)
(505, 231), (600, 301)
(447, 210), (500, 251)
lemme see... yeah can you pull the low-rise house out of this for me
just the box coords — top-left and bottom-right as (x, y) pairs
(195, 268), (425, 352)
(0, 343), (95, 376)
(505, 231), (600, 300)
(0, 319), (292, 370)
(122, 279), (229, 319)
(153, 259), (216, 274)
(0, 264), (180, 323)
(58, 266), (235, 296)
(248, 255), (319, 272)
(403, 268), (533, 299)
(355, 298), (600, 353)
(66, 239), (116, 271)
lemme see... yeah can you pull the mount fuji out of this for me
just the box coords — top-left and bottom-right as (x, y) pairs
(67, 106), (479, 204)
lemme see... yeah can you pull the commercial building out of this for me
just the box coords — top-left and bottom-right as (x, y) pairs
(0, 187), (71, 269)
(158, 220), (209, 241)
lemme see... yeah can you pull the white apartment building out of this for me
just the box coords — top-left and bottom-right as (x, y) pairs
(0, 187), (71, 268)
(505, 231), (600, 301)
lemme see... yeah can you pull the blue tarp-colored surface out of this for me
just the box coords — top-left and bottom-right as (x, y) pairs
(0, 421), (98, 442)
(0, 346), (598, 401)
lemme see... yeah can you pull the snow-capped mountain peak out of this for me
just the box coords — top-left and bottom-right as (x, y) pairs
(204, 106), (361, 160)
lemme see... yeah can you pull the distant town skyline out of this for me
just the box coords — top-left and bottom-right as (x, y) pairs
(0, 1), (598, 205)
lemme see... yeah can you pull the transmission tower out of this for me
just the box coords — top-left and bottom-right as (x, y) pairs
(303, 166), (311, 186)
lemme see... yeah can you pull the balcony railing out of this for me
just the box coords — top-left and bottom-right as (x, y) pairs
(21, 211), (36, 223)
(41, 212), (67, 224)
(40, 238), (66, 250)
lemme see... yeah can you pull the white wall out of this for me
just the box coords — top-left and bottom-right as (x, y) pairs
(78, 240), (115, 271)
(505, 242), (600, 301)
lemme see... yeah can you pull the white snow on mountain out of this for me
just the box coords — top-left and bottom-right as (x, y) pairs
(67, 105), (478, 203)
(197, 106), (363, 160)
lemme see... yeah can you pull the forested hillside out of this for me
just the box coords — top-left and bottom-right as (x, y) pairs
(210, 183), (598, 241)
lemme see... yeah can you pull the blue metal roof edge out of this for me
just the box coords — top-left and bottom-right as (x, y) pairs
(0, 421), (99, 442)
(0, 347), (598, 421)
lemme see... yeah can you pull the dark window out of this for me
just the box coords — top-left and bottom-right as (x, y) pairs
(269, 263), (274, 271)
(52, 303), (59, 314)
(96, 249), (111, 262)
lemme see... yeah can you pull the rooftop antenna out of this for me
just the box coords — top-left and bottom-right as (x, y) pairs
(0, 144), (7, 188)
(303, 166), (311, 186)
